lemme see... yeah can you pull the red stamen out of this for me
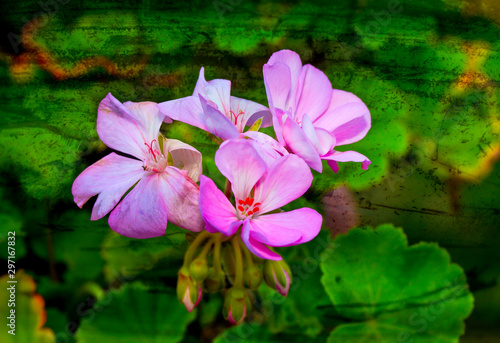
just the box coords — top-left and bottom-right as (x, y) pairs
(144, 139), (158, 159)
(253, 207), (259, 212)
(238, 200), (244, 205)
(254, 202), (261, 207)
(230, 109), (245, 125)
(238, 206), (245, 212)
(247, 211), (253, 215)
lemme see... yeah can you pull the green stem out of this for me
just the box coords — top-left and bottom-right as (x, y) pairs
(231, 237), (244, 287)
(183, 230), (212, 266)
(241, 243), (254, 269)
(213, 234), (222, 275)
(198, 238), (215, 260)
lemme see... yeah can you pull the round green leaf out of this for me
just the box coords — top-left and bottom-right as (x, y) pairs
(321, 224), (474, 342)
(75, 283), (196, 343)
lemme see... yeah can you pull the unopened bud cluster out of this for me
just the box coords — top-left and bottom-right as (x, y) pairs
(176, 231), (292, 324)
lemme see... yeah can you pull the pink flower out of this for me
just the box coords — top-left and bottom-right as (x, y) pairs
(158, 67), (272, 140)
(72, 93), (205, 238)
(199, 140), (322, 260)
(263, 49), (371, 173)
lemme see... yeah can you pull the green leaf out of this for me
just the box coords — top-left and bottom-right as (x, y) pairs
(75, 282), (196, 343)
(320, 224), (474, 343)
(213, 324), (328, 343)
(354, 161), (500, 284)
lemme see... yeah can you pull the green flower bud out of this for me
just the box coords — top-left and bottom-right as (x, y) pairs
(177, 267), (202, 312)
(263, 259), (292, 297)
(223, 287), (249, 325)
(245, 265), (263, 290)
(189, 257), (209, 283)
(204, 267), (225, 293)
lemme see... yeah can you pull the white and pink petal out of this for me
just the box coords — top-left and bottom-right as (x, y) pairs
(193, 67), (231, 116)
(230, 96), (272, 132)
(71, 153), (145, 220)
(158, 95), (207, 129)
(108, 174), (169, 239)
(199, 95), (239, 140)
(163, 138), (203, 182)
(97, 93), (154, 159)
(160, 167), (205, 232)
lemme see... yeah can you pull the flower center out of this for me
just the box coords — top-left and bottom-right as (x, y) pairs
(237, 197), (261, 217)
(143, 139), (168, 173)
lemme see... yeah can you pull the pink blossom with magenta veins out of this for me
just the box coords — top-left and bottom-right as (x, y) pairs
(263, 49), (371, 173)
(72, 93), (205, 238)
(199, 139), (322, 260)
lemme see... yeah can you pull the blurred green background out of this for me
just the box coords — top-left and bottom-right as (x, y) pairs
(0, 0), (498, 342)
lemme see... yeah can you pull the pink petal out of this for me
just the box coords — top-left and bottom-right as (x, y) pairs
(97, 93), (163, 159)
(281, 115), (323, 172)
(241, 219), (282, 261)
(199, 176), (241, 236)
(162, 138), (202, 182)
(249, 215), (302, 246)
(243, 131), (288, 167)
(266, 49), (303, 101)
(301, 114), (320, 152)
(159, 167), (205, 232)
(123, 101), (170, 134)
(316, 128), (337, 156)
(214, 140), (267, 201)
(322, 150), (371, 173)
(199, 95), (239, 140)
(193, 67), (231, 116)
(331, 111), (371, 146)
(230, 96), (272, 132)
(328, 89), (365, 110)
(313, 96), (370, 145)
(157, 95), (207, 130)
(254, 154), (313, 214)
(253, 208), (322, 246)
(72, 153), (145, 220)
(263, 62), (292, 113)
(271, 107), (287, 145)
(108, 174), (168, 238)
(294, 64), (333, 123)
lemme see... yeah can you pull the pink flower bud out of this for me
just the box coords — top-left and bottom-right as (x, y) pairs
(177, 267), (202, 312)
(263, 259), (292, 297)
(223, 287), (249, 325)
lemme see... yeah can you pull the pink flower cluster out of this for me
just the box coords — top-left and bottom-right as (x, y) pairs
(72, 49), (371, 261)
